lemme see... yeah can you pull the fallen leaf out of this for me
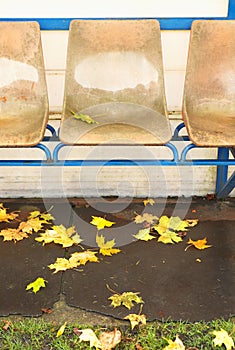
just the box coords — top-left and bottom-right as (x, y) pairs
(35, 224), (83, 248)
(56, 322), (67, 337)
(26, 277), (47, 294)
(133, 228), (156, 241)
(136, 343), (144, 350)
(134, 213), (158, 225)
(143, 198), (155, 206)
(157, 230), (182, 244)
(41, 307), (53, 314)
(2, 320), (11, 331)
(153, 216), (189, 244)
(186, 219), (198, 227)
(0, 203), (18, 222)
(0, 227), (29, 242)
(154, 216), (197, 235)
(185, 237), (212, 251)
(28, 210), (54, 222)
(163, 335), (185, 350)
(48, 251), (99, 273)
(48, 257), (79, 273)
(96, 234), (121, 256)
(19, 218), (45, 234)
(99, 327), (122, 350)
(71, 110), (99, 124)
(77, 328), (102, 349)
(109, 291), (144, 310)
(91, 216), (115, 230)
(124, 313), (147, 329)
(211, 329), (234, 350)
(69, 251), (99, 265)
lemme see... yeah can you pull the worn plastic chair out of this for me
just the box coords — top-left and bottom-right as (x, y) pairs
(0, 22), (49, 147)
(182, 20), (235, 147)
(59, 19), (171, 145)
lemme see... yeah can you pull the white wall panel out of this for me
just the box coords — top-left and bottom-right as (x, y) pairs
(1, 0), (229, 18)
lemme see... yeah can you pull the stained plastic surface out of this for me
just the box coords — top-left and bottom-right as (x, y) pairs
(183, 20), (235, 147)
(0, 22), (49, 147)
(60, 20), (171, 145)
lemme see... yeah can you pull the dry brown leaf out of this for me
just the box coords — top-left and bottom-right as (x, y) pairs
(99, 327), (122, 350)
(2, 320), (11, 331)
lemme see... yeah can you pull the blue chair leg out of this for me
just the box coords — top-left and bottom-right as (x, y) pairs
(216, 147), (235, 198)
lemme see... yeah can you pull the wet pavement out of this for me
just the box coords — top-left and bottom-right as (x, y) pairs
(0, 197), (234, 322)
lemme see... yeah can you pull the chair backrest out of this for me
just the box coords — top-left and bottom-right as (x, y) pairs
(0, 21), (49, 147)
(60, 19), (171, 145)
(182, 20), (235, 147)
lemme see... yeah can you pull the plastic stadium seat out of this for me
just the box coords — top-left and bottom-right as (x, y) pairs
(59, 19), (172, 145)
(182, 20), (235, 147)
(0, 22), (49, 147)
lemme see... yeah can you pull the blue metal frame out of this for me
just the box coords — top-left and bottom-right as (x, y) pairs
(1, 0), (234, 30)
(0, 122), (234, 198)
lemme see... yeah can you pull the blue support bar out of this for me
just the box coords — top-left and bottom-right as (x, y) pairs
(215, 148), (229, 194)
(32, 143), (52, 161)
(172, 122), (189, 141)
(217, 171), (235, 198)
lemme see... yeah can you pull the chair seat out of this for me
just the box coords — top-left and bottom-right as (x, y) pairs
(59, 102), (172, 145)
(60, 19), (171, 146)
(182, 20), (235, 147)
(0, 22), (48, 147)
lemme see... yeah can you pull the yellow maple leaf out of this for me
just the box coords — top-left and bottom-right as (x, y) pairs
(211, 329), (234, 350)
(28, 210), (54, 223)
(48, 251), (99, 273)
(0, 227), (28, 242)
(0, 203), (18, 222)
(77, 328), (102, 349)
(143, 198), (155, 206)
(19, 218), (44, 234)
(69, 251), (99, 265)
(35, 225), (83, 248)
(48, 257), (79, 273)
(163, 335), (185, 350)
(124, 313), (147, 329)
(26, 277), (47, 294)
(134, 213), (159, 225)
(90, 216), (115, 230)
(56, 322), (67, 338)
(109, 291), (144, 310)
(185, 237), (212, 251)
(134, 228), (156, 241)
(96, 234), (121, 256)
(154, 216), (191, 234)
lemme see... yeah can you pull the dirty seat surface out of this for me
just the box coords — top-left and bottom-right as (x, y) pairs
(0, 22), (49, 147)
(182, 20), (235, 147)
(60, 20), (171, 145)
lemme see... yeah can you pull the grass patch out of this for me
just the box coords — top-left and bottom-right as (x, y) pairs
(0, 318), (234, 349)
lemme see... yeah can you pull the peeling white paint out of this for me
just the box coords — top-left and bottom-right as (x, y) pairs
(74, 52), (158, 91)
(0, 58), (38, 88)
